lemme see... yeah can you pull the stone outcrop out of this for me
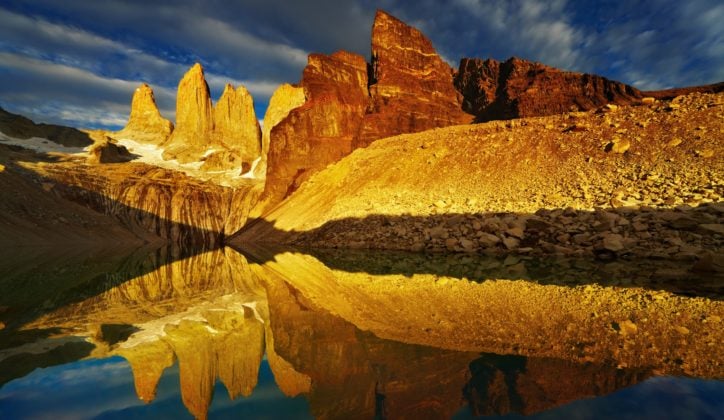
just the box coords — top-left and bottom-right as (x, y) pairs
(163, 63), (214, 164)
(87, 136), (134, 164)
(115, 83), (173, 144)
(454, 57), (644, 122)
(254, 51), (370, 213)
(161, 64), (262, 172)
(253, 84), (306, 179)
(257, 10), (472, 213)
(355, 10), (471, 147)
(210, 84), (261, 170)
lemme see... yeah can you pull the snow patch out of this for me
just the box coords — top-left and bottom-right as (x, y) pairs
(0, 131), (88, 155)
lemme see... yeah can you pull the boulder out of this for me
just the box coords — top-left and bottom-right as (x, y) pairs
(87, 137), (134, 164)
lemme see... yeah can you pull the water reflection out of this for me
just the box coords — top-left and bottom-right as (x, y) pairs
(0, 245), (722, 419)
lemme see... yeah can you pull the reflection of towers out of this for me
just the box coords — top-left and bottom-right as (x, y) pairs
(118, 307), (265, 420)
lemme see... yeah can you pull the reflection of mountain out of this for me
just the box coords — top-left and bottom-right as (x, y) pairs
(242, 246), (724, 379)
(464, 353), (650, 416)
(1, 246), (721, 419)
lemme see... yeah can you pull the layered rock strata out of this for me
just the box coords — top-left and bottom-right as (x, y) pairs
(115, 83), (173, 144)
(355, 10), (470, 147)
(253, 84), (306, 180)
(454, 57), (644, 122)
(257, 10), (472, 212)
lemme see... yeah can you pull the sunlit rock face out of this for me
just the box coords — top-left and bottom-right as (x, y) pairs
(454, 57), (643, 121)
(355, 10), (471, 148)
(253, 84), (306, 180)
(257, 10), (473, 213)
(163, 63), (214, 164)
(116, 83), (174, 144)
(207, 84), (262, 172)
(161, 64), (262, 172)
(257, 51), (369, 210)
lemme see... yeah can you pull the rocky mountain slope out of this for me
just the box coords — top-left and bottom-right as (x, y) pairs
(236, 92), (724, 263)
(255, 10), (472, 213)
(0, 107), (93, 147)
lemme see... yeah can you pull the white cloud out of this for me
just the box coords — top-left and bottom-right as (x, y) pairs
(451, 0), (586, 70)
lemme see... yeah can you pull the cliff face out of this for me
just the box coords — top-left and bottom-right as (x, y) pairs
(25, 161), (260, 247)
(254, 84), (306, 180)
(161, 64), (261, 172)
(210, 84), (262, 171)
(356, 10), (471, 147)
(257, 51), (369, 211)
(163, 63), (214, 163)
(454, 57), (644, 121)
(115, 83), (174, 144)
(257, 10), (471, 213)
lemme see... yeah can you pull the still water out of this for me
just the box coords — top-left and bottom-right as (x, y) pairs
(0, 245), (722, 419)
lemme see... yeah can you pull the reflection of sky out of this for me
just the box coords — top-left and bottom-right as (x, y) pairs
(2, 355), (723, 419)
(0, 356), (312, 419)
(453, 376), (724, 419)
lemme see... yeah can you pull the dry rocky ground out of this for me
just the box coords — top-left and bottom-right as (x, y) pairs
(241, 92), (724, 270)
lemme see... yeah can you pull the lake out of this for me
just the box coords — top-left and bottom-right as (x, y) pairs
(1, 245), (722, 419)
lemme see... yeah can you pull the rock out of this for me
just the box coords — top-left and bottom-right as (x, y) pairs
(698, 224), (724, 235)
(212, 84), (261, 164)
(618, 319), (638, 336)
(506, 226), (525, 239)
(87, 137), (134, 164)
(666, 137), (682, 148)
(478, 232), (501, 247)
(355, 10), (471, 147)
(163, 63), (214, 163)
(606, 137), (631, 154)
(674, 326), (690, 335)
(256, 10), (472, 213)
(601, 233), (625, 252)
(455, 57), (643, 121)
(695, 149), (714, 158)
(502, 237), (520, 250)
(692, 253), (724, 273)
(459, 238), (476, 252)
(0, 107), (93, 147)
(667, 216), (699, 230)
(161, 63), (261, 171)
(445, 238), (458, 250)
(429, 226), (448, 239)
(254, 84), (306, 179)
(116, 83), (174, 144)
(256, 51), (369, 212)
(526, 218), (552, 231)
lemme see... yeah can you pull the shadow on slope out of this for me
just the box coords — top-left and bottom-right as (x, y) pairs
(234, 200), (724, 299)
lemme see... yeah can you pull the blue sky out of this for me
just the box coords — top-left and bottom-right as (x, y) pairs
(0, 0), (722, 130)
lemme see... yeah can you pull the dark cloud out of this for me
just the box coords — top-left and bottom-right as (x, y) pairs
(0, 0), (721, 129)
